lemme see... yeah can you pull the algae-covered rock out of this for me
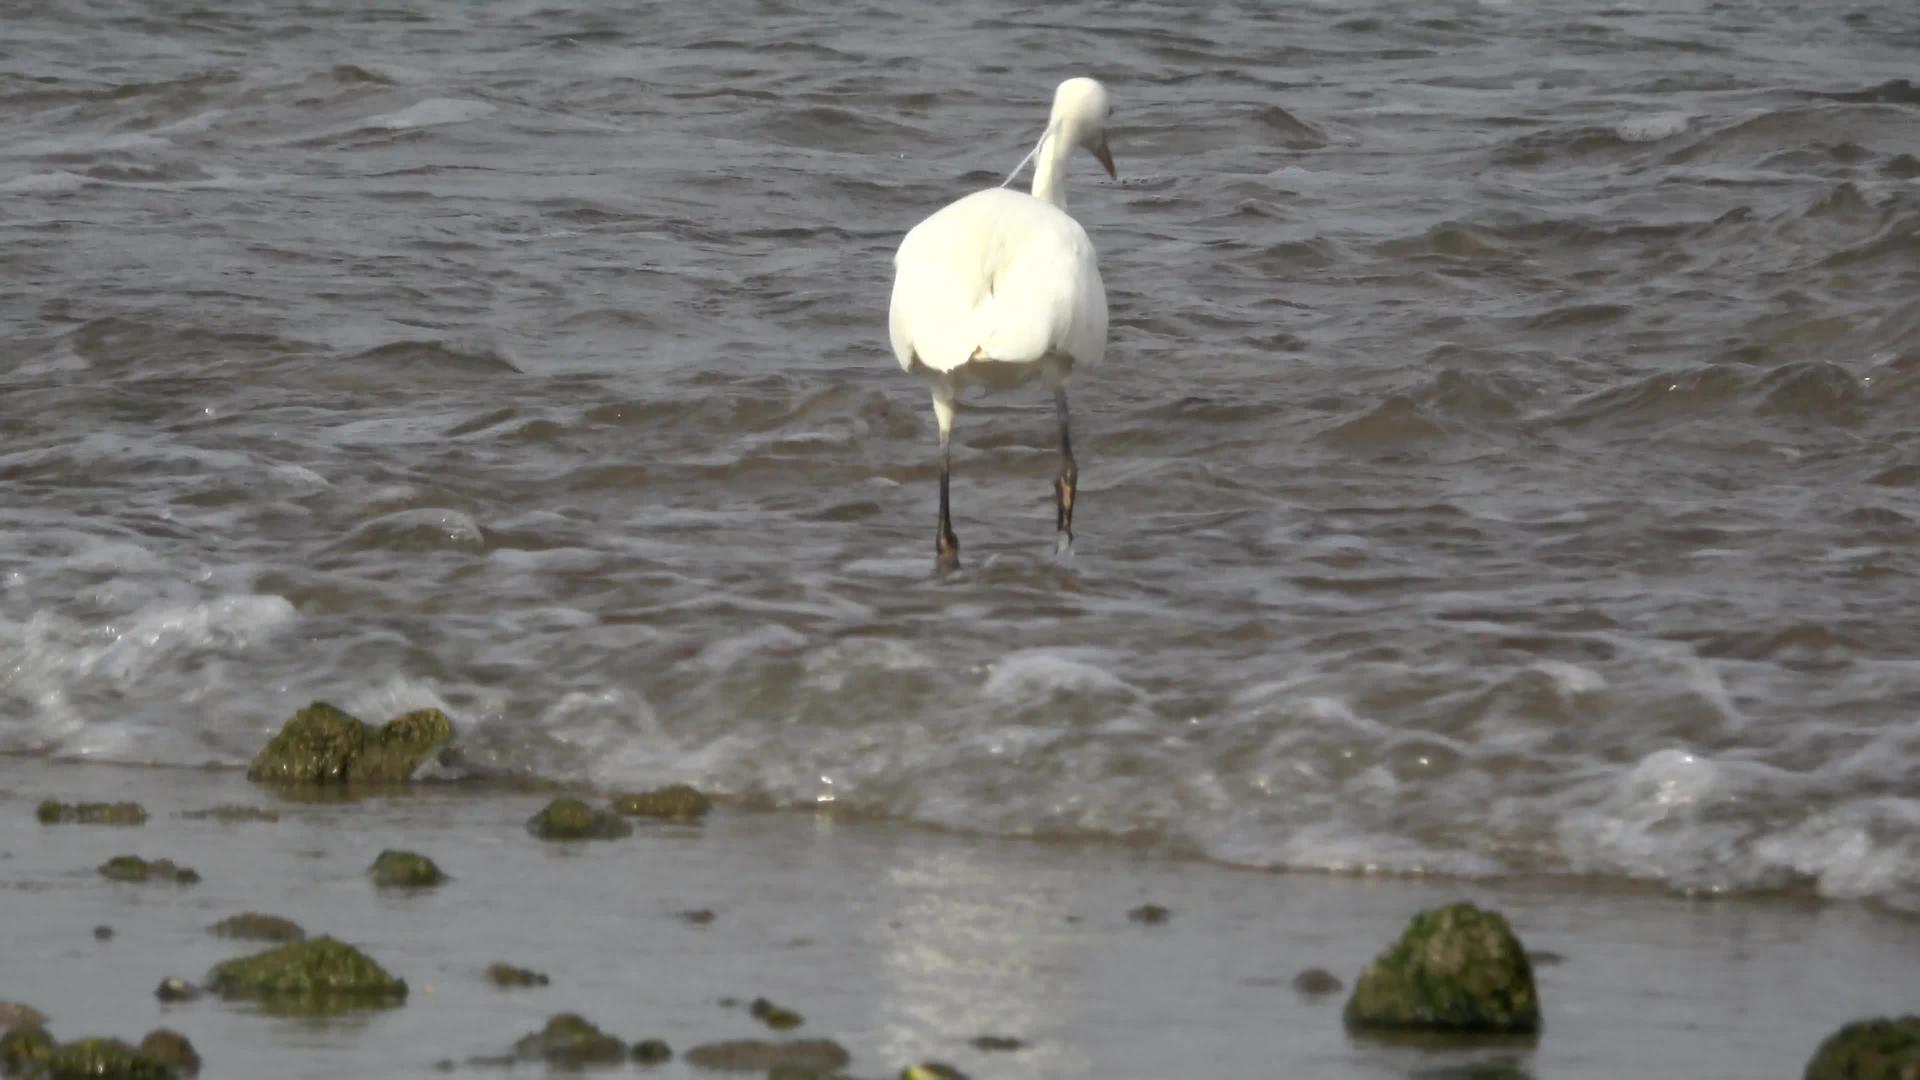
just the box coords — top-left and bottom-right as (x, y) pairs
(1343, 902), (1540, 1035)
(750, 997), (804, 1031)
(511, 1013), (627, 1066)
(0, 1001), (47, 1029)
(139, 1029), (200, 1075)
(612, 783), (712, 822)
(155, 977), (202, 1003)
(206, 936), (407, 1012)
(1804, 1016), (1920, 1080)
(485, 963), (548, 988)
(369, 849), (446, 888)
(180, 805), (280, 823)
(631, 1039), (672, 1065)
(209, 914), (305, 943)
(99, 856), (199, 885)
(36, 799), (148, 826)
(246, 702), (452, 785)
(44, 1037), (177, 1079)
(526, 797), (632, 840)
(683, 1039), (851, 1073)
(0, 1025), (53, 1073)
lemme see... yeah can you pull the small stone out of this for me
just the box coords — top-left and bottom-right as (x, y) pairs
(485, 963), (549, 988)
(93, 925), (115, 941)
(1343, 901), (1540, 1034)
(512, 1013), (627, 1066)
(1527, 949), (1567, 967)
(1127, 903), (1170, 925)
(1804, 1015), (1920, 1080)
(99, 856), (200, 884)
(678, 908), (716, 925)
(631, 1039), (672, 1065)
(526, 797), (632, 840)
(1293, 968), (1344, 996)
(210, 913), (305, 943)
(36, 799), (148, 825)
(139, 1028), (201, 1073)
(750, 997), (804, 1030)
(369, 849), (447, 888)
(156, 977), (202, 1003)
(970, 1034), (1025, 1052)
(683, 1039), (852, 1073)
(611, 783), (712, 822)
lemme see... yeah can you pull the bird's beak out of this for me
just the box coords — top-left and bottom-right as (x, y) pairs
(1090, 135), (1116, 180)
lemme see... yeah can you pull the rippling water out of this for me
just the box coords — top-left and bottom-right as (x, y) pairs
(3, 0), (1918, 911)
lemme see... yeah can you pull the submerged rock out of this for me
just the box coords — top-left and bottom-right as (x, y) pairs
(139, 1028), (200, 1074)
(209, 913), (305, 943)
(683, 1039), (851, 1073)
(369, 849), (446, 888)
(1343, 902), (1540, 1035)
(511, 1013), (627, 1066)
(0, 1025), (53, 1073)
(99, 856), (200, 885)
(246, 702), (453, 785)
(1127, 903), (1171, 925)
(1293, 968), (1344, 996)
(180, 805), (280, 823)
(485, 963), (549, 988)
(44, 1037), (177, 1079)
(206, 936), (407, 1012)
(612, 783), (712, 822)
(94, 926), (115, 941)
(526, 797), (632, 840)
(36, 799), (148, 826)
(750, 997), (804, 1031)
(631, 1039), (672, 1065)
(1804, 1016), (1920, 1080)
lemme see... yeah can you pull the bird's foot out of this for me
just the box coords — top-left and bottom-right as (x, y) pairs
(936, 532), (961, 574)
(1053, 531), (1075, 563)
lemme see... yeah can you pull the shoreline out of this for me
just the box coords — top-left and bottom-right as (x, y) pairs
(4, 755), (1915, 1078)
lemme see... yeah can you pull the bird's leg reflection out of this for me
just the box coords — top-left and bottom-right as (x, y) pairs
(933, 386), (960, 572)
(1053, 386), (1077, 558)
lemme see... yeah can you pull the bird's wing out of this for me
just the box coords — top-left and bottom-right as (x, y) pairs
(889, 189), (1107, 374)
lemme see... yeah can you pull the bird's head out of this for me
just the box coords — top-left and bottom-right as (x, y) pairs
(1047, 76), (1116, 179)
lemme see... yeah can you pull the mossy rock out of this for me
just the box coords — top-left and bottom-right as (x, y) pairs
(209, 913), (305, 943)
(0, 1001), (47, 1029)
(246, 702), (452, 785)
(206, 936), (407, 1013)
(369, 849), (446, 888)
(0, 1025), (54, 1073)
(138, 1029), (200, 1075)
(631, 1039), (672, 1065)
(1805, 1016), (1920, 1080)
(683, 1039), (851, 1073)
(99, 856), (200, 885)
(43, 1037), (178, 1079)
(526, 797), (632, 840)
(37, 799), (148, 826)
(180, 805), (280, 823)
(750, 997), (803, 1030)
(611, 783), (712, 822)
(154, 977), (202, 1003)
(485, 962), (548, 988)
(1343, 902), (1540, 1035)
(511, 1013), (627, 1066)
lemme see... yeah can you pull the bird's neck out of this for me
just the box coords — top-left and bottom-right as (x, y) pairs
(1029, 129), (1072, 208)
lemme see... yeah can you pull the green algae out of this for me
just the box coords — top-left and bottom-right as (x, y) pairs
(511, 1013), (627, 1067)
(750, 997), (804, 1031)
(206, 936), (407, 1014)
(682, 1039), (851, 1073)
(98, 856), (199, 885)
(1343, 902), (1540, 1035)
(368, 849), (446, 888)
(1805, 1016), (1920, 1080)
(485, 963), (548, 988)
(36, 800), (148, 826)
(209, 914), (305, 943)
(179, 805), (280, 823)
(611, 783), (712, 822)
(901, 1065), (968, 1080)
(246, 702), (452, 786)
(43, 1037), (178, 1079)
(526, 797), (632, 840)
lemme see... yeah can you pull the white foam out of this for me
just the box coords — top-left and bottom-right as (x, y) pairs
(1616, 112), (1692, 143)
(1532, 659), (1606, 696)
(982, 649), (1137, 701)
(363, 98), (498, 130)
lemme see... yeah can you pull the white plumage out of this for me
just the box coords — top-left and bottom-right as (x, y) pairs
(888, 76), (1117, 571)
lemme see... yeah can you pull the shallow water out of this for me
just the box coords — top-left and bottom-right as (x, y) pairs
(2, 0), (1918, 911)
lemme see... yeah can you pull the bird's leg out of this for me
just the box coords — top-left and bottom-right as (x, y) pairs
(933, 387), (960, 572)
(1053, 385), (1078, 558)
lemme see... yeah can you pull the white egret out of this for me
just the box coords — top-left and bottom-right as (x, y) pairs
(888, 76), (1116, 571)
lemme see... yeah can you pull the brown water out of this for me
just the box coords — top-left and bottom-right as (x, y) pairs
(2, 0), (1918, 911)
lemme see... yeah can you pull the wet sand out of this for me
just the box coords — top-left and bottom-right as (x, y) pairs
(2, 755), (1914, 1079)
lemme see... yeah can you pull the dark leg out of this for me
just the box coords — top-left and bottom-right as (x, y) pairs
(1053, 385), (1078, 556)
(933, 387), (959, 571)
